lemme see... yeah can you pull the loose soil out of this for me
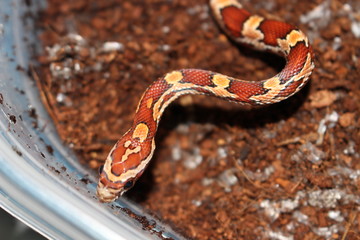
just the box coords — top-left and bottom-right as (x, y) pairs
(35, 0), (360, 239)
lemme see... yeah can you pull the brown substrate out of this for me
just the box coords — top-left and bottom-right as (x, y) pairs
(35, 0), (360, 239)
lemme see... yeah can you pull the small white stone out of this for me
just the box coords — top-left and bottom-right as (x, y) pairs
(56, 93), (65, 103)
(102, 41), (124, 52)
(161, 26), (170, 34)
(328, 210), (344, 222)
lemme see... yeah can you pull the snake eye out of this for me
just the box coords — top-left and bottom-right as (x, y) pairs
(98, 164), (104, 174)
(123, 180), (134, 190)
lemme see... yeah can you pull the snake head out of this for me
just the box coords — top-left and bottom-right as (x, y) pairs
(96, 130), (155, 202)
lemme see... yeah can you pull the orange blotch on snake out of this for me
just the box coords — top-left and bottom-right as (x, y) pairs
(212, 74), (230, 88)
(146, 97), (153, 108)
(242, 15), (264, 41)
(263, 77), (281, 89)
(132, 123), (149, 142)
(286, 30), (306, 47)
(164, 71), (183, 84)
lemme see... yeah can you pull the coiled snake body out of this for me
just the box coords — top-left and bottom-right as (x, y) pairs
(97, 0), (314, 202)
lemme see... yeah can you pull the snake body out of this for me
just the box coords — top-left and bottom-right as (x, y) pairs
(97, 0), (314, 202)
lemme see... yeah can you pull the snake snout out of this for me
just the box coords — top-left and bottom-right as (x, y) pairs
(96, 181), (121, 203)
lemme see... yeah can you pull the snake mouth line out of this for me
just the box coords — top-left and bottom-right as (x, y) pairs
(96, 182), (122, 203)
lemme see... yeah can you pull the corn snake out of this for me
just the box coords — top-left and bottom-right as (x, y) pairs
(97, 0), (315, 202)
